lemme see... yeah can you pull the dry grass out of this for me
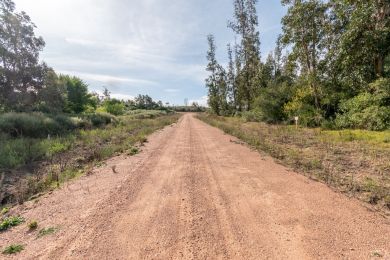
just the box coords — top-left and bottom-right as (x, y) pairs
(1, 112), (180, 206)
(198, 114), (390, 212)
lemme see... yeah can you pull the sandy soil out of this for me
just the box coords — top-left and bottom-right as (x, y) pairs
(1, 113), (389, 259)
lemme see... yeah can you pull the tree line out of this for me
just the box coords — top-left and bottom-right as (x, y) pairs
(205, 0), (390, 130)
(0, 0), (167, 116)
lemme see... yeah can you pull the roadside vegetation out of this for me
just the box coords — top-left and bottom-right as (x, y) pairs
(0, 0), (180, 206)
(198, 114), (390, 211)
(202, 0), (389, 211)
(204, 0), (390, 131)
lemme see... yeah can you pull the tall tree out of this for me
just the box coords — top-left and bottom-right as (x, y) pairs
(226, 43), (237, 110)
(205, 34), (221, 114)
(281, 0), (329, 111)
(328, 0), (390, 89)
(228, 0), (261, 110)
(0, 0), (46, 111)
(61, 75), (91, 114)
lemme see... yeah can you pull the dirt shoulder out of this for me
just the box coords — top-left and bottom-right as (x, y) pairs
(1, 114), (389, 259)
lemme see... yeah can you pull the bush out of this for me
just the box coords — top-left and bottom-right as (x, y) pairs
(241, 109), (263, 122)
(252, 82), (293, 123)
(0, 113), (72, 138)
(2, 244), (24, 255)
(87, 113), (115, 127)
(335, 78), (390, 130)
(284, 86), (324, 127)
(0, 216), (24, 231)
(103, 99), (125, 116)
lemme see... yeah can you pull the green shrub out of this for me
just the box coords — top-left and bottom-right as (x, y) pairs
(0, 113), (78, 138)
(87, 113), (115, 127)
(28, 220), (38, 230)
(0, 216), (24, 231)
(104, 99), (125, 116)
(1, 207), (9, 215)
(2, 244), (24, 255)
(335, 79), (390, 130)
(241, 109), (263, 122)
(253, 82), (293, 123)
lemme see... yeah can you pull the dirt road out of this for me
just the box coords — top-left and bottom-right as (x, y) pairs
(1, 113), (389, 259)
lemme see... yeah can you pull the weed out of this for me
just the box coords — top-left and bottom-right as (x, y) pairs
(38, 227), (57, 238)
(2, 244), (24, 255)
(0, 216), (24, 231)
(127, 147), (139, 156)
(1, 207), (9, 215)
(28, 220), (38, 230)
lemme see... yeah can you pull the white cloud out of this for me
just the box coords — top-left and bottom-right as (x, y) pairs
(164, 89), (180, 93)
(13, 0), (285, 104)
(58, 71), (157, 86)
(189, 96), (208, 107)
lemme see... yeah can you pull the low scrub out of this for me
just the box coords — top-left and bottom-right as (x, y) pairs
(0, 112), (115, 138)
(0, 216), (24, 231)
(1, 112), (180, 206)
(2, 244), (24, 255)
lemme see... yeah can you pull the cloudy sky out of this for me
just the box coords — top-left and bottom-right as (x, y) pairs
(14, 0), (286, 105)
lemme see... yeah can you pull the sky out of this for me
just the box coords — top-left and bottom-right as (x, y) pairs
(13, 0), (287, 106)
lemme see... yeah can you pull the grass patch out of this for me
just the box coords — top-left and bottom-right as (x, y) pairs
(0, 216), (24, 231)
(127, 147), (139, 156)
(37, 227), (57, 238)
(2, 244), (24, 255)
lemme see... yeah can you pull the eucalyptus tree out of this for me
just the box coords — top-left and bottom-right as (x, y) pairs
(228, 0), (261, 110)
(281, 0), (329, 111)
(0, 0), (46, 110)
(206, 34), (221, 114)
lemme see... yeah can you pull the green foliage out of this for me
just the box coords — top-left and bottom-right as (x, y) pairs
(2, 244), (24, 255)
(0, 0), (46, 111)
(103, 99), (125, 116)
(28, 220), (38, 230)
(0, 216), (24, 231)
(127, 147), (139, 156)
(284, 86), (323, 127)
(37, 227), (57, 237)
(87, 112), (115, 127)
(37, 69), (67, 113)
(241, 109), (262, 122)
(205, 0), (390, 130)
(61, 75), (91, 114)
(1, 207), (9, 215)
(252, 82), (293, 123)
(335, 79), (390, 130)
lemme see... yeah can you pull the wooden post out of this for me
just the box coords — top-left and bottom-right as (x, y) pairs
(294, 116), (299, 129)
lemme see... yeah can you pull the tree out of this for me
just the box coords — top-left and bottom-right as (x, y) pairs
(228, 0), (261, 110)
(0, 0), (46, 111)
(61, 75), (91, 114)
(103, 98), (125, 116)
(327, 0), (390, 89)
(134, 94), (156, 109)
(205, 34), (221, 114)
(281, 0), (329, 111)
(216, 64), (229, 115)
(37, 69), (67, 113)
(226, 44), (237, 110)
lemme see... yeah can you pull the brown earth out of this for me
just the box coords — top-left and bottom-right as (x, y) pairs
(1, 113), (389, 259)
